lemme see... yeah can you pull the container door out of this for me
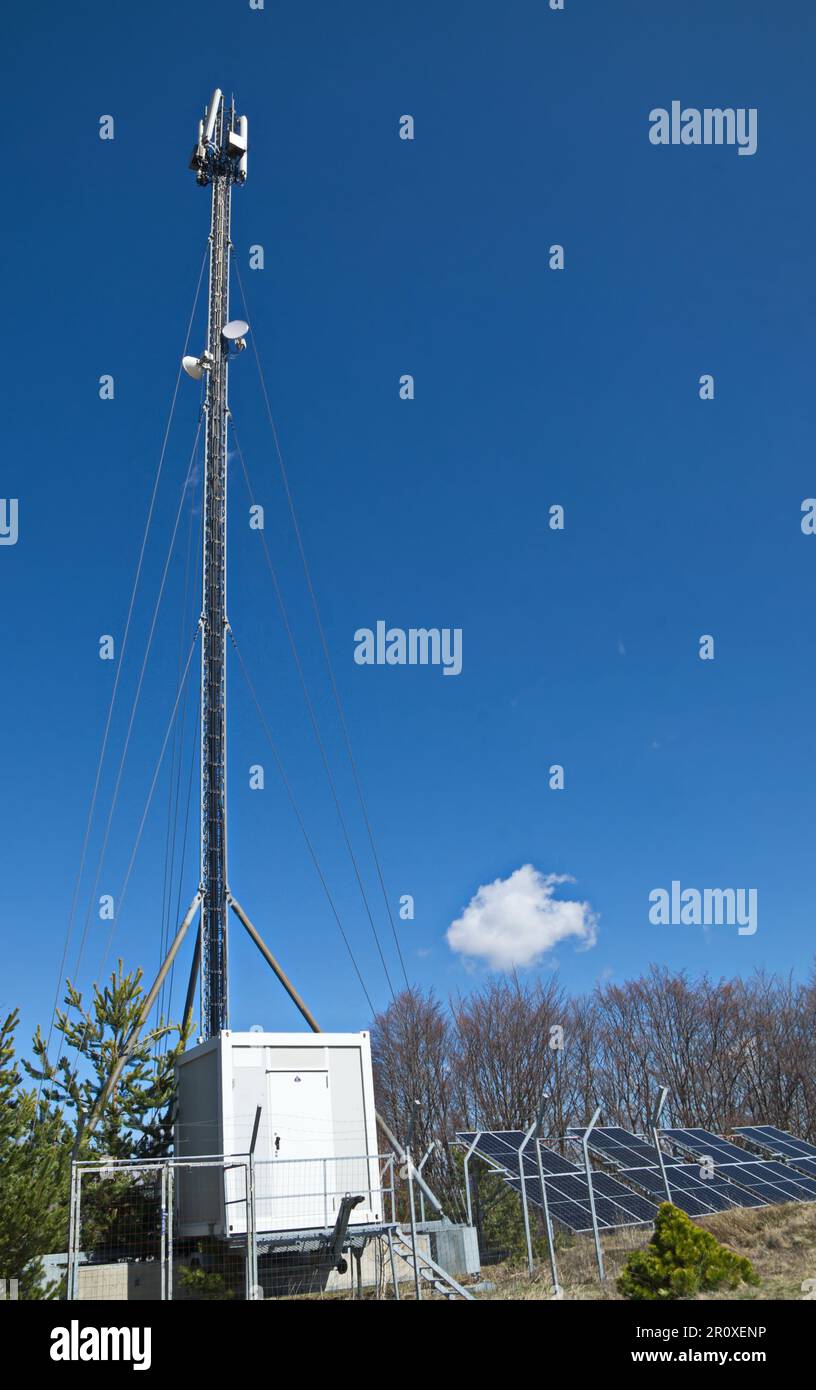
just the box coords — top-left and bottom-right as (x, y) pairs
(255, 1069), (333, 1231)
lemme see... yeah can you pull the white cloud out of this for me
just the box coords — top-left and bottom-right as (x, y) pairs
(446, 865), (598, 970)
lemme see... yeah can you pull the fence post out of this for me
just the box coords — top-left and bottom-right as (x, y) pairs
(650, 1085), (673, 1204)
(159, 1166), (167, 1301)
(417, 1141), (435, 1225)
(531, 1090), (560, 1296)
(386, 1227), (401, 1300)
(244, 1161), (254, 1300)
(517, 1128), (536, 1277)
(248, 1106), (262, 1299)
(66, 1164), (78, 1300)
(463, 1132), (480, 1228)
(534, 1138), (560, 1296)
(405, 1100), (422, 1301)
(580, 1107), (605, 1281)
(167, 1164), (174, 1302)
(73, 1167), (84, 1300)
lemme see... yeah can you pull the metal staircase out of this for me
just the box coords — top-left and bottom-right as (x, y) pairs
(392, 1226), (475, 1300)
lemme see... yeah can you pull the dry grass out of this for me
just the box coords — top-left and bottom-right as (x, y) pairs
(695, 1203), (816, 1300)
(480, 1203), (816, 1301)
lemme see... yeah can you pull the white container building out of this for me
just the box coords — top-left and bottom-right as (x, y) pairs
(174, 1030), (381, 1237)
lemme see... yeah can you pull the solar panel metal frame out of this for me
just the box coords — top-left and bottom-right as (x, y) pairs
(458, 1129), (657, 1233)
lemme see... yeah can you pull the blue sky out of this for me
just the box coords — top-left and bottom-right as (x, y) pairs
(2, 0), (814, 1051)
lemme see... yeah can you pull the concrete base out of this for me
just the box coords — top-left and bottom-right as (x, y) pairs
(71, 1223), (479, 1300)
(77, 1263), (162, 1301)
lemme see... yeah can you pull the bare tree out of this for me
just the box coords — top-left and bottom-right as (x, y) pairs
(369, 962), (816, 1227)
(451, 976), (567, 1131)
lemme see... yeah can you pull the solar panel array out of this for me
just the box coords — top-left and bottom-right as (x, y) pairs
(457, 1130), (658, 1233)
(570, 1125), (772, 1217)
(459, 1123), (816, 1234)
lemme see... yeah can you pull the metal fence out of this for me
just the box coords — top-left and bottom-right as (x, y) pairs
(68, 1153), (399, 1301)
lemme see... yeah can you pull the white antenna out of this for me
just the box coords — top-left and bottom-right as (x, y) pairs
(203, 88), (223, 146)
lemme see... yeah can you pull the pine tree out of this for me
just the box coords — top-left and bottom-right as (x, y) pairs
(25, 960), (191, 1158)
(0, 1011), (72, 1298)
(618, 1203), (760, 1300)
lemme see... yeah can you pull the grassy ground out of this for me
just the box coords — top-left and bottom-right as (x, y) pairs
(480, 1203), (816, 1300)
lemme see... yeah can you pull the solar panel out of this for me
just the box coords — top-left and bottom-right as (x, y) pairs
(546, 1198), (605, 1233)
(718, 1161), (816, 1204)
(458, 1129), (526, 1153)
(543, 1173), (589, 1201)
(567, 1125), (659, 1169)
(594, 1125), (648, 1143)
(597, 1188), (658, 1223)
(619, 1163), (762, 1213)
(749, 1159), (816, 1194)
(458, 1130), (526, 1167)
(621, 1164), (730, 1219)
(733, 1126), (816, 1160)
(505, 1179), (657, 1232)
(594, 1196), (637, 1228)
(662, 1127), (750, 1163)
(537, 1145), (582, 1176)
(459, 1125), (816, 1229)
(786, 1157), (816, 1179)
(661, 1191), (720, 1218)
(592, 1171), (650, 1200)
(457, 1130), (580, 1178)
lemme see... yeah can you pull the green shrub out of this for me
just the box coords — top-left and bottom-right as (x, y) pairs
(177, 1264), (235, 1301)
(617, 1203), (760, 1300)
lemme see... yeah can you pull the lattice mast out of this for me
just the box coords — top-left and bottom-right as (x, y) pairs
(189, 90), (248, 1038)
(76, 90), (351, 1153)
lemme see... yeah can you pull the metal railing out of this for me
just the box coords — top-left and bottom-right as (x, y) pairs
(68, 1152), (397, 1301)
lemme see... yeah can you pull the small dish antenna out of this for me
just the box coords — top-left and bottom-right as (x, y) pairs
(222, 319), (249, 352)
(182, 350), (213, 380)
(182, 354), (205, 380)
